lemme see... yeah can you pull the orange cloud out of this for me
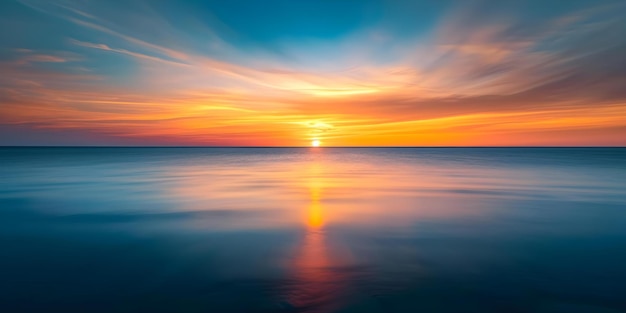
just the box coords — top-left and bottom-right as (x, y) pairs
(2, 0), (626, 146)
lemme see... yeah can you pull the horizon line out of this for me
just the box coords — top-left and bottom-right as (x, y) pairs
(1, 146), (625, 148)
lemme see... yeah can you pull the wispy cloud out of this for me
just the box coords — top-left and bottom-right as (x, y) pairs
(1, 0), (625, 145)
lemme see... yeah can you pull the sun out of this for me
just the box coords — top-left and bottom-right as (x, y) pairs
(311, 139), (321, 147)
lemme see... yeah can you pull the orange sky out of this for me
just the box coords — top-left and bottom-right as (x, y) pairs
(1, 0), (625, 146)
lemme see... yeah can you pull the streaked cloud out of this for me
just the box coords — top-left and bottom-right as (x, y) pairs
(1, 0), (625, 145)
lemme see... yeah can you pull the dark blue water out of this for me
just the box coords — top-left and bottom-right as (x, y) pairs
(1, 148), (625, 313)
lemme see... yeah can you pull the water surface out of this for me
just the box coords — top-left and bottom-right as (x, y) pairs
(1, 148), (625, 312)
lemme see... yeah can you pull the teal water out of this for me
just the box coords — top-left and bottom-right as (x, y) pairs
(1, 148), (625, 313)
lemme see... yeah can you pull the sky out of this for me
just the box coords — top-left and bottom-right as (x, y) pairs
(1, 0), (625, 146)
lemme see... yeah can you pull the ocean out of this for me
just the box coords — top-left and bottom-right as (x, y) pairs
(1, 147), (625, 313)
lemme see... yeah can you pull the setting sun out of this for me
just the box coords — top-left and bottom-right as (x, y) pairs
(311, 140), (321, 147)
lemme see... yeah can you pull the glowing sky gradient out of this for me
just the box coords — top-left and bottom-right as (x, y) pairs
(1, 0), (625, 146)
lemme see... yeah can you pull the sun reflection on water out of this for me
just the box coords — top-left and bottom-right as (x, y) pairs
(283, 161), (351, 312)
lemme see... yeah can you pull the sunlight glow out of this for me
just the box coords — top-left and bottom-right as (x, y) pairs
(3, 1), (624, 146)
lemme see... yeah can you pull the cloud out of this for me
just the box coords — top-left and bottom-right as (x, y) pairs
(69, 39), (189, 67)
(1, 0), (625, 146)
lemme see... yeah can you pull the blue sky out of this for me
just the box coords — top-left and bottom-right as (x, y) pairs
(1, 0), (625, 146)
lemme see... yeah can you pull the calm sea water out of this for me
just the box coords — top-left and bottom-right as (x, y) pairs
(1, 148), (625, 313)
